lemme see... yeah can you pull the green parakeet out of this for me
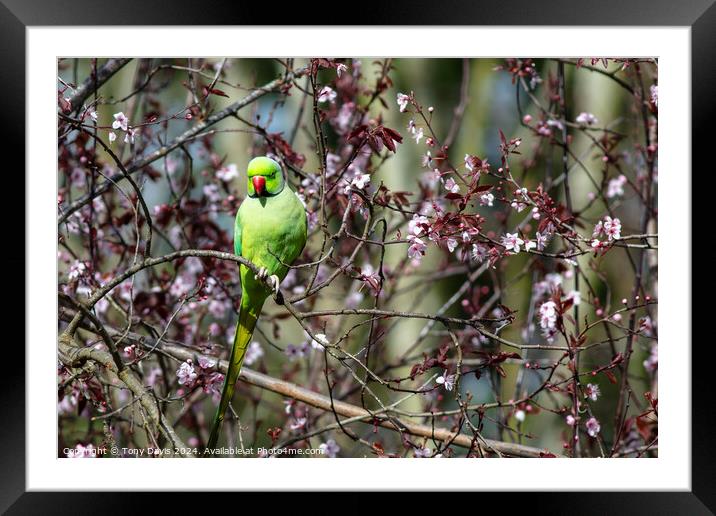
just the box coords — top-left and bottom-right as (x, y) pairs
(205, 156), (307, 454)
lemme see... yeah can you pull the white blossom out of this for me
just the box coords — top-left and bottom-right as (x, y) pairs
(317, 86), (337, 104)
(480, 192), (494, 207)
(396, 92), (410, 112)
(435, 370), (455, 391)
(111, 112), (129, 131)
(575, 112), (598, 125)
(585, 383), (601, 402)
(217, 163), (239, 182)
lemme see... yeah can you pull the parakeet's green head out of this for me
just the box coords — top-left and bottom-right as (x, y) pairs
(246, 156), (285, 198)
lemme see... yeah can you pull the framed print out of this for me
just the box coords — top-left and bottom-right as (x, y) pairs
(3, 0), (711, 511)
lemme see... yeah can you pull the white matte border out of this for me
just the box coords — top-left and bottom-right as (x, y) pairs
(30, 27), (690, 491)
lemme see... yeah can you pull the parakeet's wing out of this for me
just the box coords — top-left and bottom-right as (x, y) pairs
(237, 188), (307, 287)
(234, 211), (242, 256)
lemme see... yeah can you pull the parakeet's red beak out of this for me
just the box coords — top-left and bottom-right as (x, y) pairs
(252, 175), (266, 196)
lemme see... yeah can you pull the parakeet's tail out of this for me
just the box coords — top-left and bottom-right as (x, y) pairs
(204, 297), (263, 455)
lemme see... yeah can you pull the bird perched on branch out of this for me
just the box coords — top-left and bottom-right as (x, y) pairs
(205, 156), (307, 454)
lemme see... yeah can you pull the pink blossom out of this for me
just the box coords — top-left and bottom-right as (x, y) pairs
(420, 169), (441, 189)
(603, 216), (622, 241)
(335, 102), (354, 133)
(585, 383), (601, 401)
(536, 122), (552, 136)
(471, 243), (488, 263)
(244, 341), (264, 366)
(421, 151), (433, 168)
(444, 178), (460, 194)
(593, 216), (621, 242)
(123, 128), (138, 144)
(446, 237), (458, 253)
(350, 172), (371, 190)
(67, 443), (97, 458)
(501, 232), (525, 253)
(176, 360), (197, 385)
(325, 153), (341, 177)
(198, 356), (216, 369)
(208, 299), (228, 319)
(639, 316), (654, 337)
(538, 301), (558, 341)
(607, 175), (627, 198)
(203, 372), (224, 396)
(407, 235), (427, 261)
(586, 417), (601, 437)
(464, 154), (475, 171)
(408, 214), (429, 236)
(290, 417), (307, 431)
(535, 232), (549, 250)
(592, 220), (603, 237)
(566, 290), (581, 306)
(68, 260), (87, 281)
(575, 112), (598, 125)
(546, 119), (564, 131)
(319, 439), (341, 457)
(170, 275), (192, 298)
(58, 390), (79, 415)
(396, 92), (410, 112)
(414, 447), (432, 458)
(359, 263), (382, 292)
(146, 367), (163, 387)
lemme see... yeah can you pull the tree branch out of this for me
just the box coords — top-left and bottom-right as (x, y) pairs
(66, 58), (132, 113)
(60, 310), (559, 458)
(59, 65), (309, 224)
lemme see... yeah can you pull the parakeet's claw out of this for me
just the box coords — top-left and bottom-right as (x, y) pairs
(269, 275), (281, 296)
(254, 267), (268, 281)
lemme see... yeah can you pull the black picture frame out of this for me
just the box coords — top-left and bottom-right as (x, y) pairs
(3, 0), (709, 512)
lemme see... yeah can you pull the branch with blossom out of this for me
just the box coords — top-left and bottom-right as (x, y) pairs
(58, 57), (657, 459)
